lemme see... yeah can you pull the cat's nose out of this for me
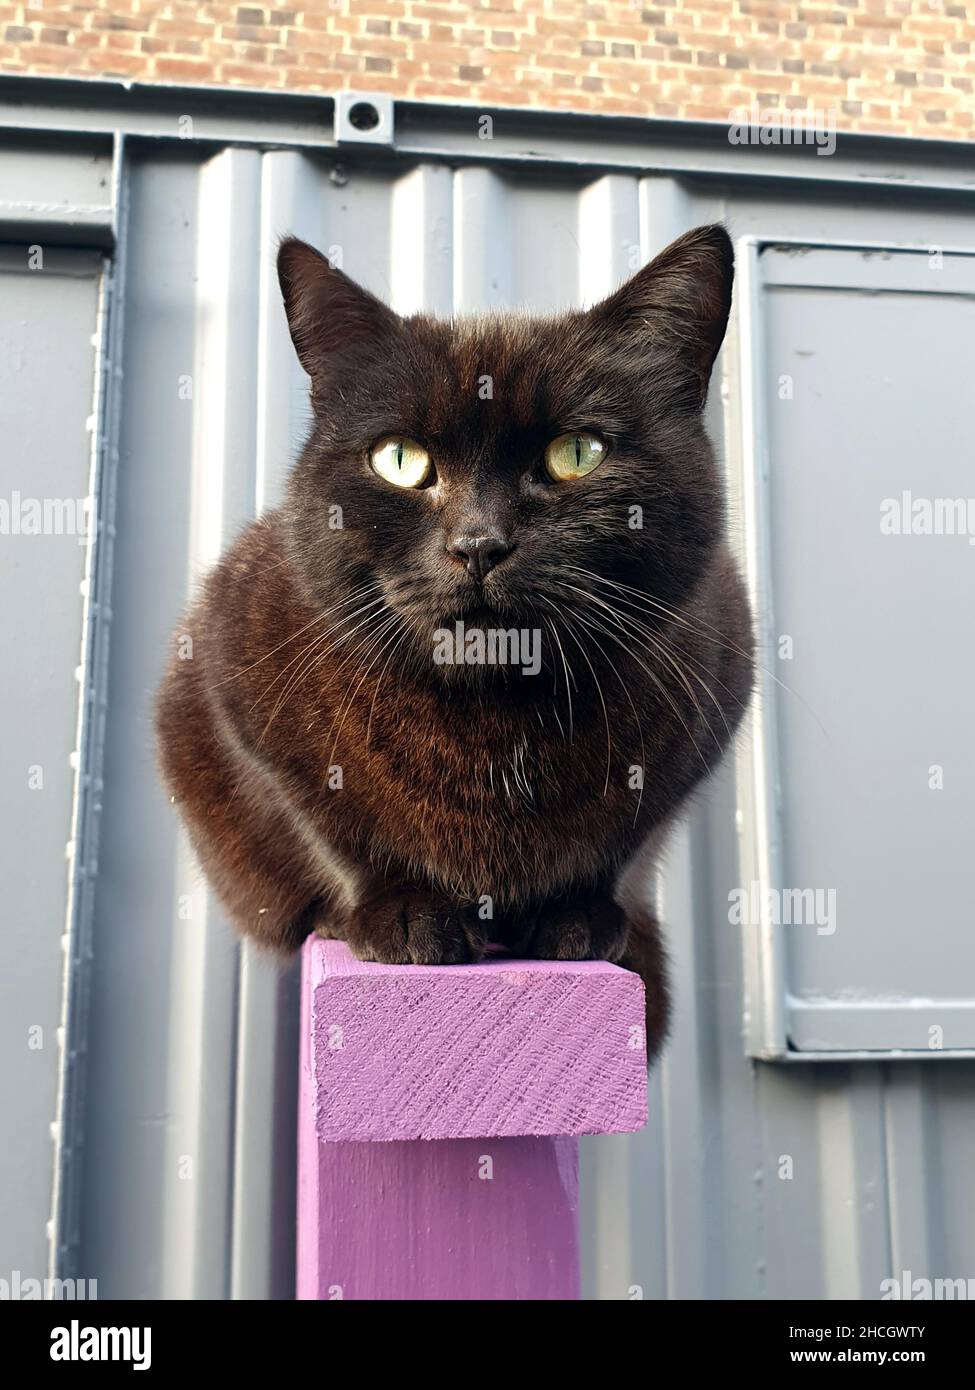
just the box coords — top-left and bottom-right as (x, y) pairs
(447, 534), (514, 582)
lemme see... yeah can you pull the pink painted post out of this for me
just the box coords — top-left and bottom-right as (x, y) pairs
(297, 938), (647, 1300)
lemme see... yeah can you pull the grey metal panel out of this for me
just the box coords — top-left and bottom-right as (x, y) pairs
(452, 166), (594, 313)
(0, 246), (101, 1279)
(52, 172), (124, 1283)
(1, 81), (973, 1302)
(5, 73), (975, 197)
(0, 143), (115, 243)
(78, 152), (182, 1293)
(737, 240), (975, 1055)
(81, 150), (239, 1297)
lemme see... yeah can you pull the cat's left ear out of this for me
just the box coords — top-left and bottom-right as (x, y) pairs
(277, 237), (400, 382)
(587, 224), (734, 409)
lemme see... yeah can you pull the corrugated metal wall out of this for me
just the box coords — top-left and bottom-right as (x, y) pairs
(2, 76), (973, 1300)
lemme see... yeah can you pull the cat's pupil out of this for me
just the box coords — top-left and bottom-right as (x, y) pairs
(575, 436), (582, 467)
(396, 442), (403, 470)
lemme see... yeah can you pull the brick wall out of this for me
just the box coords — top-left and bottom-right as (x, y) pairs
(1, 0), (972, 141)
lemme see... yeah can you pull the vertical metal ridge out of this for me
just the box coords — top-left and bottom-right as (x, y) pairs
(229, 147), (320, 1301)
(577, 174), (640, 308)
(576, 172), (663, 1302)
(452, 166), (510, 312)
(49, 133), (128, 1284)
(390, 164), (453, 316)
(814, 1066), (890, 1297)
(634, 175), (713, 1303)
(160, 147), (262, 1297)
(728, 237), (788, 1061)
(884, 1066), (934, 1287)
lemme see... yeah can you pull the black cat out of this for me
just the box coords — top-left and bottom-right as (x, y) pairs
(156, 224), (754, 1058)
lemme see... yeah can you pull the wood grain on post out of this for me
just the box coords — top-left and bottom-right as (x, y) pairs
(297, 938), (647, 1300)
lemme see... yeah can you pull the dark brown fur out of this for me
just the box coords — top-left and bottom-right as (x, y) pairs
(156, 225), (754, 1059)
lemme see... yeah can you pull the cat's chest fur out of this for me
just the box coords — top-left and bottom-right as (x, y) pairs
(280, 660), (643, 906)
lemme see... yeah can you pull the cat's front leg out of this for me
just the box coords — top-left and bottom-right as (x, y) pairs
(332, 884), (488, 966)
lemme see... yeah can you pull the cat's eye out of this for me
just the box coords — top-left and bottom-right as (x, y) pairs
(370, 437), (432, 489)
(543, 432), (608, 482)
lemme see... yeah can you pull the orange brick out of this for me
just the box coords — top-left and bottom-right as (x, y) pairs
(0, 0), (968, 142)
(153, 55), (216, 80)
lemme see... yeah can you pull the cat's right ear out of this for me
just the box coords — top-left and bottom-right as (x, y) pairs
(277, 238), (399, 381)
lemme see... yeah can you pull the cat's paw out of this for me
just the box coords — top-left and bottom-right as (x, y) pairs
(512, 893), (630, 963)
(341, 889), (487, 966)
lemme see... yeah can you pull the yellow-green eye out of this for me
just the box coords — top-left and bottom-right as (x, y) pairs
(370, 437), (431, 488)
(544, 432), (608, 482)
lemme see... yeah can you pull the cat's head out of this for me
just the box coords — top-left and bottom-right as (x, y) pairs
(278, 225), (733, 681)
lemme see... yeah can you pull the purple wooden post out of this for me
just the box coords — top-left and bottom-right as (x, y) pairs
(297, 939), (647, 1300)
